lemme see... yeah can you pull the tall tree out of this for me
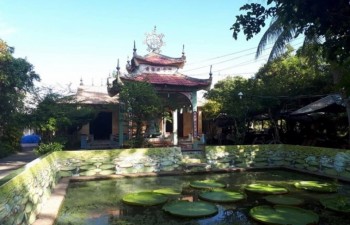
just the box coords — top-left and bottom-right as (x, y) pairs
(119, 81), (163, 147)
(0, 39), (40, 156)
(204, 46), (333, 144)
(231, 0), (350, 145)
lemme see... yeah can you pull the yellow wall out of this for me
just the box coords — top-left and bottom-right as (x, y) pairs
(183, 112), (192, 137)
(80, 123), (89, 135)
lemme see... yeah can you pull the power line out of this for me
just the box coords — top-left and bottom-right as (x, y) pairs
(182, 38), (304, 73)
(182, 39), (302, 73)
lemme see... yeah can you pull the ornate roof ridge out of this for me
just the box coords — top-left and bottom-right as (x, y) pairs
(141, 52), (184, 61)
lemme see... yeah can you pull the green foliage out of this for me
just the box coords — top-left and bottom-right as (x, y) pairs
(0, 39), (40, 156)
(123, 137), (152, 148)
(34, 142), (63, 156)
(202, 100), (222, 120)
(231, 0), (350, 64)
(204, 47), (334, 144)
(119, 81), (163, 144)
(27, 90), (96, 148)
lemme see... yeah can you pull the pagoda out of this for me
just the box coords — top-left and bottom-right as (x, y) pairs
(108, 27), (212, 146)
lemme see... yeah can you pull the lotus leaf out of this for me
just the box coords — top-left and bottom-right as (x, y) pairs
(162, 201), (218, 218)
(320, 196), (350, 213)
(264, 195), (304, 205)
(79, 165), (96, 171)
(59, 166), (76, 171)
(79, 170), (97, 176)
(294, 181), (338, 193)
(250, 205), (319, 225)
(153, 188), (182, 196)
(122, 192), (168, 206)
(199, 190), (245, 203)
(99, 164), (115, 170)
(190, 180), (226, 189)
(245, 184), (288, 194)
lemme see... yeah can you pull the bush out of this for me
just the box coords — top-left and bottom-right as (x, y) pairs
(0, 141), (15, 158)
(34, 142), (63, 156)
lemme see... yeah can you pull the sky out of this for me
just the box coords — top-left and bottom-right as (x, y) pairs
(0, 0), (302, 91)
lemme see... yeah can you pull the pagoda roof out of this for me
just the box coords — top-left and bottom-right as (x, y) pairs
(75, 85), (119, 105)
(121, 73), (211, 89)
(133, 52), (185, 68)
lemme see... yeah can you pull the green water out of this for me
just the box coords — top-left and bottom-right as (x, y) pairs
(55, 170), (350, 225)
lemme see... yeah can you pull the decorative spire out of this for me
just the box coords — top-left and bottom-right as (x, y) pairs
(80, 77), (83, 86)
(144, 26), (165, 53)
(133, 40), (137, 56)
(115, 58), (123, 83)
(182, 44), (186, 59)
(116, 58), (120, 72)
(209, 65), (213, 79)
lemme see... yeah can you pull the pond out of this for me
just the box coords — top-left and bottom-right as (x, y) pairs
(55, 170), (350, 225)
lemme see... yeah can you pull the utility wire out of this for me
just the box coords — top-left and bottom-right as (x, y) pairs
(182, 38), (304, 73)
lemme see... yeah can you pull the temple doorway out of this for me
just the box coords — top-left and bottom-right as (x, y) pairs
(165, 112), (185, 138)
(90, 112), (112, 140)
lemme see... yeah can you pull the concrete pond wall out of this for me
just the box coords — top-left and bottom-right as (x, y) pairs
(1, 145), (350, 224)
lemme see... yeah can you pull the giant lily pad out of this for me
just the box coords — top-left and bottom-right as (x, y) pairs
(60, 166), (76, 171)
(199, 190), (245, 203)
(320, 196), (350, 213)
(162, 201), (218, 218)
(153, 188), (182, 196)
(294, 181), (338, 193)
(245, 184), (288, 194)
(190, 180), (226, 189)
(249, 205), (319, 225)
(122, 192), (168, 206)
(264, 195), (304, 206)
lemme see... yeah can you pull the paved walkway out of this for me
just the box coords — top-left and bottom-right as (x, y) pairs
(0, 147), (38, 180)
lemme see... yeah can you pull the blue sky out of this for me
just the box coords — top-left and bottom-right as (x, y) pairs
(0, 0), (302, 90)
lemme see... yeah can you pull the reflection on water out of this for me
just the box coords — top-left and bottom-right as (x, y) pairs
(55, 170), (350, 225)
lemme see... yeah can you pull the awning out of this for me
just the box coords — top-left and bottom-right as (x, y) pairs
(290, 94), (345, 116)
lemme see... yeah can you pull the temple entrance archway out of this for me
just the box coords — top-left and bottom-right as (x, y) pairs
(90, 112), (112, 140)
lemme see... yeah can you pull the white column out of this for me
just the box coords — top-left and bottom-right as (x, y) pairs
(172, 109), (178, 145)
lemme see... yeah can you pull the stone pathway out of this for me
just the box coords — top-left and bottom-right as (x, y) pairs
(0, 147), (38, 180)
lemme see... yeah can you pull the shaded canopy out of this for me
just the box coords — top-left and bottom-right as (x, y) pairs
(290, 94), (345, 116)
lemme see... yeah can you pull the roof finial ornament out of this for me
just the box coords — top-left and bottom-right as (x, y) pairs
(209, 65), (213, 79)
(182, 44), (186, 59)
(144, 26), (165, 53)
(80, 77), (84, 86)
(116, 58), (120, 72)
(133, 41), (137, 56)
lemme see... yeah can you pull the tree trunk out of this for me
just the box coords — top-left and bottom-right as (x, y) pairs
(268, 108), (280, 143)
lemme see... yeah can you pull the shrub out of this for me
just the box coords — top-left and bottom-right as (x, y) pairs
(34, 142), (63, 156)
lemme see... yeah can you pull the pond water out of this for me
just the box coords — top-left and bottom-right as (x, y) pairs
(55, 170), (350, 225)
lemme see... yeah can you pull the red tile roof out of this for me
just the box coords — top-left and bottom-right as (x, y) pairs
(121, 73), (211, 87)
(134, 52), (185, 67)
